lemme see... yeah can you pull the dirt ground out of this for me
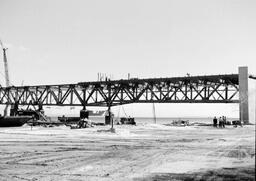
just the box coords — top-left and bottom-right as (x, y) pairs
(0, 124), (255, 181)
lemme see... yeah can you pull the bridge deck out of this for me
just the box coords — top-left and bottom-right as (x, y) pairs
(0, 74), (239, 107)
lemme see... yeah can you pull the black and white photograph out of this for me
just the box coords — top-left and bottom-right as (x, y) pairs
(0, 0), (255, 180)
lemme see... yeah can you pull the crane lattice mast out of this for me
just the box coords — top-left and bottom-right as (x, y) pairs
(0, 40), (10, 87)
(0, 39), (11, 116)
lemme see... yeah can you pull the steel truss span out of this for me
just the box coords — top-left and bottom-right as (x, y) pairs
(0, 74), (239, 107)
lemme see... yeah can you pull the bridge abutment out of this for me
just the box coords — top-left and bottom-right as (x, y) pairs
(239, 66), (249, 124)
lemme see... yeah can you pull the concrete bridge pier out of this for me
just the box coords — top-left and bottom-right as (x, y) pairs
(239, 66), (249, 124)
(105, 106), (113, 125)
(80, 109), (89, 119)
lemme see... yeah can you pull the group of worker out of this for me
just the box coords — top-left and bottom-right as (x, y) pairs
(213, 116), (227, 128)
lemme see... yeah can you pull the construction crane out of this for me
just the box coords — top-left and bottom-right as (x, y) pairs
(0, 39), (10, 116)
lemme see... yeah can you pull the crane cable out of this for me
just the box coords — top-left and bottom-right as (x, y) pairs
(122, 106), (128, 117)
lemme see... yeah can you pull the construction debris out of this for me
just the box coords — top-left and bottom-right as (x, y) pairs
(169, 120), (190, 126)
(117, 117), (136, 125)
(70, 118), (93, 129)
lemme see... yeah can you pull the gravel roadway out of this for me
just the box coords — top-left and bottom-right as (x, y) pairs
(0, 124), (255, 181)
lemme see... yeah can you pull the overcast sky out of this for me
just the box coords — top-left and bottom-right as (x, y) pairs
(0, 0), (255, 119)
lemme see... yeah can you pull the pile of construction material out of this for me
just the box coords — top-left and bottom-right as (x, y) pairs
(232, 120), (243, 127)
(70, 119), (93, 129)
(171, 120), (189, 126)
(118, 117), (136, 125)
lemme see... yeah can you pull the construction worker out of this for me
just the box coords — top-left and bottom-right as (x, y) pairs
(222, 116), (226, 128)
(213, 116), (218, 127)
(218, 117), (223, 128)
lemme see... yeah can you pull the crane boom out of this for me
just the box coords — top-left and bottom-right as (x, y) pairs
(0, 40), (10, 87)
(3, 48), (10, 87)
(0, 39), (10, 116)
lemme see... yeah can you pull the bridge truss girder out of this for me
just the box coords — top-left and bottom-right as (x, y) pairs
(0, 74), (239, 107)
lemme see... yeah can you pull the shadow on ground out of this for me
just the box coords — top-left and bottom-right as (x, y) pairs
(134, 166), (255, 181)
